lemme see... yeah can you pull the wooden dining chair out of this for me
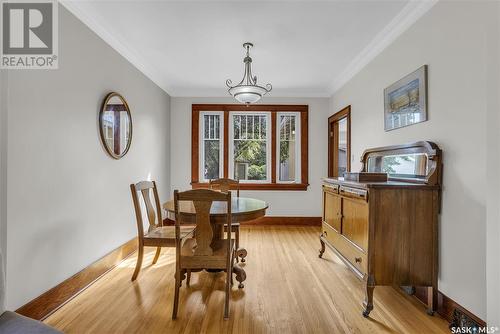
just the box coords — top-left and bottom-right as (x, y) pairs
(209, 178), (240, 197)
(209, 178), (245, 263)
(172, 189), (235, 320)
(130, 181), (195, 281)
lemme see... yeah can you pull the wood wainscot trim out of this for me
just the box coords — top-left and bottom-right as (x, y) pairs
(16, 238), (138, 321)
(241, 216), (321, 226)
(411, 287), (486, 328)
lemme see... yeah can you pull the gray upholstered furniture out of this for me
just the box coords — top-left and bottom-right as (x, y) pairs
(0, 251), (60, 333)
(0, 311), (61, 334)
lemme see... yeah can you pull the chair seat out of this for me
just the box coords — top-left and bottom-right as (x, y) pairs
(143, 225), (195, 247)
(180, 238), (234, 269)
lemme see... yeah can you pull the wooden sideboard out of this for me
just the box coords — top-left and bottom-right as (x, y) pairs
(319, 141), (442, 317)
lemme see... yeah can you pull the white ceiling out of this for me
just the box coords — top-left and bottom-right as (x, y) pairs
(62, 0), (436, 97)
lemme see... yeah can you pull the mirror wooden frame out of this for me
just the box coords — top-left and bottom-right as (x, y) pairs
(360, 141), (442, 185)
(99, 92), (133, 159)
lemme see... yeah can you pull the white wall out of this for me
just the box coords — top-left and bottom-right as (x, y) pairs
(486, 2), (500, 327)
(170, 96), (329, 217)
(4, 6), (170, 309)
(330, 1), (497, 321)
(0, 68), (7, 313)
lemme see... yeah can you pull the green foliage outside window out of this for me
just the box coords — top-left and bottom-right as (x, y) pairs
(234, 140), (267, 180)
(382, 155), (411, 173)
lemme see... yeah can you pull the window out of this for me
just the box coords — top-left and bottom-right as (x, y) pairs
(277, 113), (300, 183)
(200, 112), (223, 182)
(336, 117), (348, 176)
(229, 113), (271, 182)
(192, 104), (309, 190)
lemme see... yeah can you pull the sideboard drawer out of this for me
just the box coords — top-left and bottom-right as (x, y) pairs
(323, 184), (339, 194)
(339, 186), (368, 201)
(322, 221), (367, 275)
(334, 234), (367, 275)
(322, 221), (338, 246)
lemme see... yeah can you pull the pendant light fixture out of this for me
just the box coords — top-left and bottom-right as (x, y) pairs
(226, 42), (272, 105)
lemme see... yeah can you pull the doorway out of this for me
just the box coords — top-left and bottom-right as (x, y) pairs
(328, 106), (351, 177)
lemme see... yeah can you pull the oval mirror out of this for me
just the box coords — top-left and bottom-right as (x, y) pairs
(99, 92), (132, 159)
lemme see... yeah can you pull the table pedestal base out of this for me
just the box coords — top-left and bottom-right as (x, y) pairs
(203, 265), (246, 289)
(233, 264), (246, 289)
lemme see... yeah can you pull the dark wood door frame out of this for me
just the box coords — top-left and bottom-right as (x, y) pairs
(328, 106), (351, 177)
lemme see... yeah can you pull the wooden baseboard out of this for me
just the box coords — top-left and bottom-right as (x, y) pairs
(414, 287), (486, 327)
(241, 216), (322, 226)
(16, 238), (138, 321)
(164, 216), (322, 226)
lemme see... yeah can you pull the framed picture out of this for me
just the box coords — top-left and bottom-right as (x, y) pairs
(384, 65), (427, 131)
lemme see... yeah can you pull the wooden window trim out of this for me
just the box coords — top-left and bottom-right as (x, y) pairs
(198, 111), (224, 183)
(228, 111), (272, 183)
(328, 106), (351, 178)
(276, 112), (301, 184)
(192, 104), (309, 191)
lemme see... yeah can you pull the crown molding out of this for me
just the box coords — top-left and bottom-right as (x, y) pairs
(171, 87), (331, 98)
(61, 0), (438, 98)
(60, 0), (173, 95)
(329, 0), (438, 95)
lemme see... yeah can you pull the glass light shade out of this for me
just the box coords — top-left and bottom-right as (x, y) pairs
(229, 85), (268, 104)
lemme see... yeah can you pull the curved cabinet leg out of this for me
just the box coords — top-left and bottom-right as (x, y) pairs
(362, 275), (375, 318)
(319, 235), (326, 258)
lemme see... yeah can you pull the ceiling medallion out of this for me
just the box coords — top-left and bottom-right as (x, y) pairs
(226, 42), (272, 105)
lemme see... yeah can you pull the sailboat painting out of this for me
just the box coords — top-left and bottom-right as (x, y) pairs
(384, 65), (428, 131)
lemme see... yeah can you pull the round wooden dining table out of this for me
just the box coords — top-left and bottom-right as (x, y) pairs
(163, 197), (268, 286)
(163, 196), (268, 223)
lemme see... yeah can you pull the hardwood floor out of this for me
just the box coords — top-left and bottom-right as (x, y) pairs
(44, 226), (449, 334)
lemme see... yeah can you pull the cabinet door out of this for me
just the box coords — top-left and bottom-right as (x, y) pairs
(342, 198), (369, 251)
(323, 191), (342, 232)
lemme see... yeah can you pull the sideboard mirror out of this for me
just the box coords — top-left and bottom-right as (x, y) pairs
(99, 92), (132, 159)
(366, 152), (428, 177)
(361, 141), (442, 185)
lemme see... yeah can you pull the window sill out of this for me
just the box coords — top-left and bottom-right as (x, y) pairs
(191, 182), (309, 191)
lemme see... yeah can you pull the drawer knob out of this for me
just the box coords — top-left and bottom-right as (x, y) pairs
(355, 257), (362, 263)
(323, 231), (328, 236)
